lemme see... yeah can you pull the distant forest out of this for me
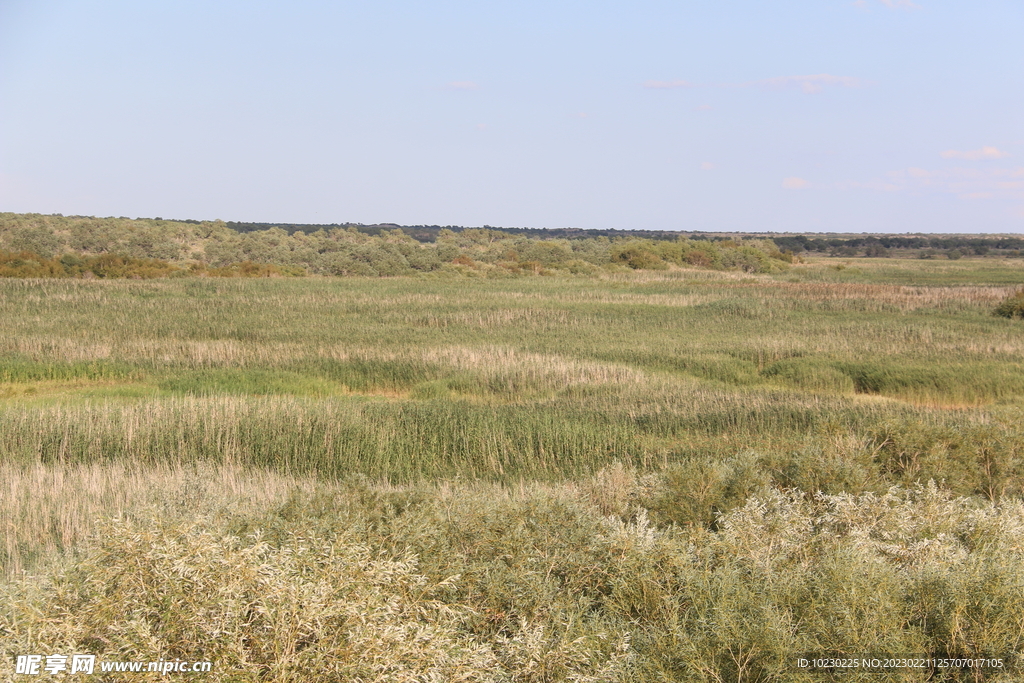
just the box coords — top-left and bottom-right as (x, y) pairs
(0, 213), (788, 279)
(0, 212), (1021, 279)
(226, 220), (1024, 256)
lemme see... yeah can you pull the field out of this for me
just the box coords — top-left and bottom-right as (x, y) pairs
(3, 257), (1024, 681)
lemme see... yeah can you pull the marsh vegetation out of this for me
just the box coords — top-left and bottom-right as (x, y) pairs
(2, 254), (1024, 681)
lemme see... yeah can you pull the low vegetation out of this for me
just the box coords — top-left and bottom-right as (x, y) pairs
(1, 213), (793, 278)
(994, 288), (1024, 319)
(1, 230), (1024, 680)
(4, 466), (1023, 681)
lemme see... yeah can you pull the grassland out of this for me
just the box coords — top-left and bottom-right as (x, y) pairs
(3, 257), (1024, 681)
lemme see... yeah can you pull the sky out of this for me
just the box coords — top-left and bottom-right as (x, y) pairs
(0, 0), (1021, 233)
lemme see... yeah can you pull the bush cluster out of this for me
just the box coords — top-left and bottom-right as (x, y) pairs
(994, 289), (1024, 319)
(0, 251), (313, 279)
(1, 213), (793, 278)
(0, 250), (183, 279)
(4, 477), (1023, 682)
(647, 418), (1024, 528)
(611, 238), (792, 273)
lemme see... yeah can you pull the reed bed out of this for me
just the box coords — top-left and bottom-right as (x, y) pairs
(4, 468), (1023, 681)
(3, 262), (1024, 681)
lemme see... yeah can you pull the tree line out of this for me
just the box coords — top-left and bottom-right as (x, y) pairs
(0, 213), (793, 278)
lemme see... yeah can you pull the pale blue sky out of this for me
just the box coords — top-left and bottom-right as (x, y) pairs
(1, 0), (1021, 232)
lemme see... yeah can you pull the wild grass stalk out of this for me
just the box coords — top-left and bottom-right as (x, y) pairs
(2, 260), (1024, 681)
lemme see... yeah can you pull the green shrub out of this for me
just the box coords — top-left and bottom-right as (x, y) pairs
(7, 477), (1023, 682)
(76, 253), (182, 278)
(610, 245), (668, 270)
(994, 289), (1024, 319)
(867, 421), (1024, 499)
(0, 250), (65, 277)
(646, 452), (771, 528)
(0, 249), (182, 278)
(1, 213), (800, 278)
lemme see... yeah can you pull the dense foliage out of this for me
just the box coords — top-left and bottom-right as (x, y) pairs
(0, 213), (792, 277)
(4, 467), (1023, 682)
(227, 220), (1024, 257)
(994, 289), (1024, 319)
(771, 234), (1024, 258)
(0, 250), (184, 279)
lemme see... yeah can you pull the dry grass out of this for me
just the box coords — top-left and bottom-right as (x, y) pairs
(3, 261), (1024, 680)
(1, 462), (313, 577)
(3, 466), (1023, 681)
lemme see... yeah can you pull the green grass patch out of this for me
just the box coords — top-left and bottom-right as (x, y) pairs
(838, 361), (1024, 405)
(0, 357), (139, 383)
(3, 261), (1024, 681)
(157, 368), (339, 397)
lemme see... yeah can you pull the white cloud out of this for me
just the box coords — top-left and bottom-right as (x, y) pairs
(783, 177), (809, 189)
(844, 166), (1024, 200)
(836, 180), (902, 192)
(878, 0), (921, 8)
(758, 74), (863, 94)
(853, 0), (921, 9)
(700, 162), (715, 170)
(940, 146), (1010, 161)
(446, 81), (479, 91)
(695, 104), (713, 111)
(642, 75), (863, 95)
(643, 80), (695, 89)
